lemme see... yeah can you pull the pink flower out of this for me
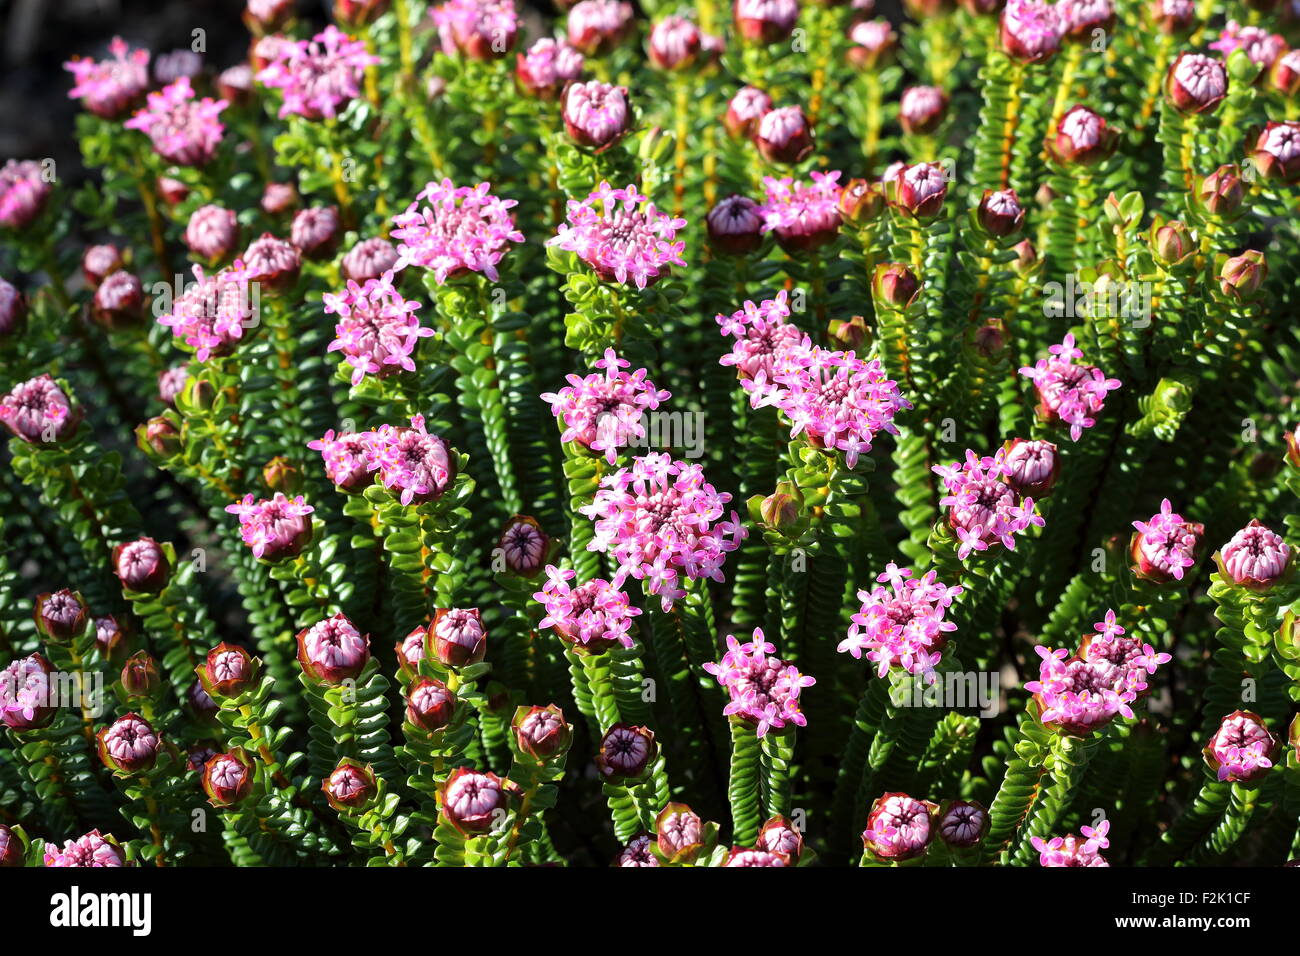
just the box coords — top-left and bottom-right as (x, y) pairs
(44, 830), (127, 867)
(1204, 711), (1277, 783)
(124, 77), (226, 167)
(255, 26), (380, 120)
(839, 562), (963, 677)
(533, 565), (641, 650)
(434, 0), (520, 59)
(391, 179), (524, 283)
(225, 493), (315, 561)
(1030, 820), (1110, 866)
(1019, 334), (1121, 441)
(932, 448), (1045, 560)
(0, 160), (53, 230)
(1216, 520), (1291, 589)
(364, 415), (455, 505)
(862, 793), (936, 861)
(325, 273), (434, 385)
(758, 171), (844, 252)
(515, 37), (584, 98)
(157, 263), (257, 362)
(547, 182), (686, 289)
(581, 452), (746, 610)
(1130, 498), (1202, 583)
(307, 428), (375, 492)
(717, 291), (804, 404)
(0, 374), (80, 444)
(297, 613), (370, 684)
(704, 628), (815, 736)
(64, 37), (151, 118)
(541, 348), (670, 464)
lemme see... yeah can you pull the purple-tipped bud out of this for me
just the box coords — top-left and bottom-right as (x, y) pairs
(562, 81), (632, 150)
(297, 613), (370, 685)
(430, 607), (487, 667)
(724, 86), (771, 139)
(1251, 121), (1300, 183)
(1047, 105), (1119, 166)
(407, 677), (456, 731)
(1, 374), (81, 444)
(112, 537), (171, 594)
(34, 589), (88, 642)
(893, 162), (948, 219)
(615, 833), (660, 866)
(900, 86), (948, 135)
(0, 825), (23, 866)
(260, 181), (298, 216)
(185, 204), (239, 262)
(1002, 438), (1060, 497)
(0, 654), (56, 731)
(0, 277), (27, 340)
(939, 800), (989, 847)
(202, 749), (255, 806)
(977, 188), (1025, 237)
(756, 815), (804, 860)
(201, 642), (258, 697)
(754, 106), (815, 165)
(323, 760), (378, 811)
(82, 245), (123, 287)
(90, 271), (145, 329)
(120, 652), (162, 698)
(1204, 710), (1277, 783)
(241, 233), (301, 291)
(499, 516), (551, 577)
(291, 206), (341, 260)
(514, 703), (571, 759)
(1215, 519), (1291, 589)
(341, 237), (400, 283)
(655, 802), (704, 861)
(567, 0), (635, 56)
(442, 767), (506, 833)
(706, 195), (765, 255)
(873, 262), (922, 308)
(733, 0), (799, 44)
(97, 713), (160, 774)
(1219, 250), (1267, 300)
(863, 792), (937, 861)
(597, 723), (657, 780)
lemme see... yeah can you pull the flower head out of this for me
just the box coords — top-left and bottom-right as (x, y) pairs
(255, 26), (379, 119)
(97, 713), (160, 774)
(1030, 820), (1109, 866)
(64, 37), (151, 118)
(758, 171), (844, 252)
(0, 160), (53, 230)
(0, 374), (80, 444)
(547, 182), (686, 289)
(1019, 334), (1121, 440)
(325, 273), (433, 386)
(363, 415), (455, 505)
(839, 563), (963, 677)
(391, 179), (524, 283)
(1204, 710), (1277, 783)
(862, 793), (937, 861)
(534, 565), (641, 650)
(225, 492), (315, 561)
(1, 654), (55, 731)
(124, 78), (226, 167)
(297, 613), (370, 684)
(1130, 498), (1202, 583)
(541, 348), (670, 464)
(705, 628), (814, 736)
(44, 830), (126, 868)
(158, 263), (257, 362)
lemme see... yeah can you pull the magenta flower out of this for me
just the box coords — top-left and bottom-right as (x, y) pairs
(1130, 498), (1203, 583)
(581, 453), (746, 610)
(758, 171), (844, 252)
(0, 654), (55, 731)
(44, 830), (127, 868)
(97, 713), (160, 774)
(1025, 610), (1171, 735)
(1019, 334), (1121, 441)
(325, 273), (434, 386)
(1000, 0), (1061, 62)
(0, 374), (80, 444)
(307, 428), (375, 493)
(434, 0), (519, 59)
(1204, 711), (1277, 783)
(932, 448), (1045, 560)
(567, 0), (635, 56)
(705, 628), (814, 736)
(1216, 520), (1291, 589)
(533, 565), (641, 650)
(562, 80), (632, 150)
(255, 26), (380, 120)
(225, 493), (315, 561)
(157, 263), (257, 362)
(839, 562), (964, 677)
(717, 291), (803, 404)
(364, 415), (455, 505)
(64, 37), (151, 119)
(1210, 20), (1285, 69)
(515, 37), (584, 99)
(547, 182), (686, 290)
(124, 77), (226, 167)
(391, 179), (524, 283)
(541, 348), (670, 464)
(297, 613), (370, 684)
(342, 237), (400, 282)
(1030, 820), (1110, 866)
(862, 793), (937, 861)
(0, 159), (53, 230)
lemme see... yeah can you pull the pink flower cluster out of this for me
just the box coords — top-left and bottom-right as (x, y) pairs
(124, 77), (227, 167)
(157, 263), (257, 362)
(932, 448), (1046, 560)
(364, 415), (454, 505)
(391, 179), (524, 283)
(540, 348), (670, 464)
(839, 563), (964, 677)
(1030, 820), (1109, 867)
(717, 291), (804, 405)
(758, 171), (844, 251)
(1019, 334), (1121, 441)
(533, 566), (641, 650)
(704, 628), (814, 737)
(581, 452), (746, 610)
(255, 26), (380, 120)
(547, 182), (686, 289)
(1025, 610), (1171, 735)
(64, 37), (151, 119)
(324, 273), (434, 385)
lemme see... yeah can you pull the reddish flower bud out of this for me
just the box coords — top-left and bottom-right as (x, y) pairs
(82, 244), (123, 287)
(120, 652), (162, 698)
(563, 81), (632, 150)
(1214, 519), (1291, 590)
(260, 181), (298, 216)
(1251, 121), (1300, 183)
(185, 204), (239, 262)
(1002, 438), (1060, 497)
(706, 195), (765, 254)
(977, 188), (1025, 237)
(655, 802), (704, 861)
(97, 713), (160, 774)
(201, 642), (258, 697)
(514, 703), (571, 758)
(202, 749), (255, 807)
(1165, 53), (1227, 114)
(1, 374), (81, 444)
(938, 800), (989, 847)
(863, 792), (937, 861)
(291, 206), (341, 260)
(112, 537), (171, 593)
(1219, 250), (1267, 300)
(1047, 105), (1119, 166)
(847, 19), (897, 69)
(242, 233), (301, 292)
(756, 815), (804, 860)
(0, 277), (26, 340)
(648, 15), (702, 70)
(34, 589), (88, 642)
(900, 86), (948, 135)
(754, 106), (815, 165)
(430, 607), (487, 667)
(0, 654), (56, 731)
(893, 162), (948, 218)
(323, 760), (378, 811)
(724, 86), (772, 139)
(341, 237), (400, 283)
(734, 0), (799, 44)
(615, 833), (660, 866)
(872, 262), (922, 308)
(0, 825), (23, 866)
(138, 415), (182, 459)
(1204, 710), (1277, 783)
(597, 723), (657, 780)
(406, 676), (456, 731)
(567, 0), (635, 56)
(297, 614), (371, 684)
(441, 767), (506, 833)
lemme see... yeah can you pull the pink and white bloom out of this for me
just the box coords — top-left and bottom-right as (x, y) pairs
(1130, 498), (1202, 583)
(364, 415), (455, 505)
(1030, 820), (1110, 866)
(533, 565), (641, 650)
(705, 628), (814, 737)
(157, 263), (257, 362)
(932, 448), (1045, 560)
(225, 493), (315, 561)
(1204, 711), (1277, 783)
(391, 179), (524, 283)
(64, 37), (151, 118)
(581, 453), (746, 610)
(325, 273), (434, 386)
(255, 26), (379, 120)
(124, 77), (226, 167)
(1019, 334), (1121, 441)
(839, 563), (963, 677)
(758, 171), (844, 252)
(548, 182), (686, 289)
(541, 348), (670, 464)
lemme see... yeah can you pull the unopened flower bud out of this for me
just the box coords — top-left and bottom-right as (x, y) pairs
(291, 206), (341, 260)
(724, 86), (772, 139)
(260, 181), (298, 216)
(112, 537), (170, 593)
(407, 676), (456, 731)
(1002, 438), (1060, 497)
(82, 245), (122, 287)
(185, 204), (238, 262)
(34, 589), (88, 642)
(202, 749), (255, 806)
(1215, 519), (1291, 589)
(754, 106), (814, 165)
(431, 607), (487, 666)
(1204, 710), (1277, 782)
(734, 0), (799, 44)
(1165, 53), (1227, 114)
(900, 86), (948, 135)
(597, 723), (657, 780)
(261, 455), (303, 495)
(201, 642), (258, 697)
(977, 188), (1025, 237)
(1151, 220), (1194, 265)
(863, 792), (937, 861)
(341, 237), (400, 283)
(120, 652), (162, 698)
(1, 374), (81, 444)
(97, 713), (160, 774)
(893, 162), (948, 218)
(323, 760), (378, 811)
(655, 802), (704, 860)
(0, 277), (26, 340)
(297, 613), (370, 684)
(1047, 105), (1119, 166)
(138, 415), (182, 459)
(1251, 121), (1300, 183)
(873, 262), (922, 308)
(939, 800), (989, 847)
(563, 81), (632, 150)
(706, 195), (765, 254)
(1219, 250), (1267, 299)
(441, 767), (507, 833)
